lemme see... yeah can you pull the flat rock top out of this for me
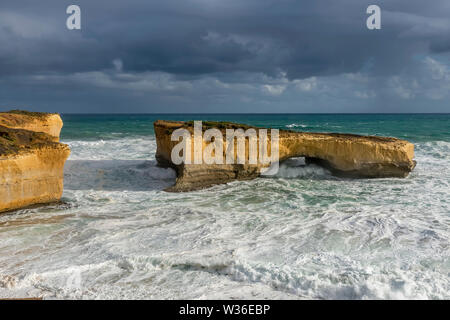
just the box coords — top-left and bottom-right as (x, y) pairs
(0, 125), (63, 157)
(154, 120), (405, 145)
(0, 110), (58, 126)
(0, 110), (54, 117)
(0, 111), (67, 157)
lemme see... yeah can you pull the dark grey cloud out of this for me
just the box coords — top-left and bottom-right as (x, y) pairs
(0, 0), (449, 113)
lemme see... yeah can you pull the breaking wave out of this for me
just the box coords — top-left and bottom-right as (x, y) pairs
(286, 123), (307, 128)
(274, 158), (331, 179)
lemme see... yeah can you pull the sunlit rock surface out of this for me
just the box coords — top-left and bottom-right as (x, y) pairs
(0, 111), (70, 213)
(0, 110), (63, 141)
(154, 120), (416, 192)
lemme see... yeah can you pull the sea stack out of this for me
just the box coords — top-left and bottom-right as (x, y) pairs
(0, 110), (70, 213)
(154, 120), (416, 192)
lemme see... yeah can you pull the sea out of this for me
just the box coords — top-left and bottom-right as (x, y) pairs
(0, 114), (449, 299)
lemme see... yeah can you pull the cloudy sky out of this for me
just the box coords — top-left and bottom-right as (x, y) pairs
(0, 0), (449, 113)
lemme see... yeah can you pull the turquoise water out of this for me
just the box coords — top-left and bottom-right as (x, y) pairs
(0, 114), (449, 299)
(61, 114), (450, 142)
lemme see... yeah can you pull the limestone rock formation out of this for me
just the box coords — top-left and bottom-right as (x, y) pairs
(0, 111), (70, 213)
(0, 110), (63, 141)
(154, 120), (416, 192)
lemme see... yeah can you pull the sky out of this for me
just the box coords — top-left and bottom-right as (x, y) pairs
(0, 0), (449, 113)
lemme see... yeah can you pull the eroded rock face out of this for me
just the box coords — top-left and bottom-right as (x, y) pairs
(154, 120), (416, 192)
(0, 110), (63, 141)
(0, 111), (70, 213)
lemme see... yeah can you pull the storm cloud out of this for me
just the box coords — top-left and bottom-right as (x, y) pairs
(0, 0), (449, 113)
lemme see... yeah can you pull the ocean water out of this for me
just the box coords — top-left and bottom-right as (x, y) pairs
(0, 114), (449, 299)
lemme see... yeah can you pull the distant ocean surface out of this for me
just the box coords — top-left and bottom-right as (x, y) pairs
(0, 114), (449, 299)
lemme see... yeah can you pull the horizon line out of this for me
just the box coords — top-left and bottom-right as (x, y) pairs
(55, 112), (450, 115)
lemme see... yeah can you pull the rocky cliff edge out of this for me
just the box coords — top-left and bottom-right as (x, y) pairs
(0, 111), (70, 213)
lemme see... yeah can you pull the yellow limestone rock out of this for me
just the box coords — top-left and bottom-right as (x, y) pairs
(0, 111), (70, 213)
(0, 110), (63, 141)
(154, 120), (416, 192)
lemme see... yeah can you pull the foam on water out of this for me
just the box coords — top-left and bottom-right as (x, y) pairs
(0, 126), (449, 299)
(286, 123), (307, 128)
(274, 158), (332, 179)
(67, 137), (157, 160)
(285, 123), (343, 130)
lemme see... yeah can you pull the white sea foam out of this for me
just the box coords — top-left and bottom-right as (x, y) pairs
(274, 158), (331, 179)
(0, 137), (449, 299)
(285, 123), (342, 129)
(286, 123), (307, 128)
(66, 137), (157, 160)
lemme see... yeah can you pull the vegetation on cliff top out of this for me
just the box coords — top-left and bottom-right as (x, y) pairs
(184, 120), (255, 130)
(157, 119), (399, 143)
(0, 125), (59, 156)
(2, 110), (55, 118)
(159, 120), (257, 135)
